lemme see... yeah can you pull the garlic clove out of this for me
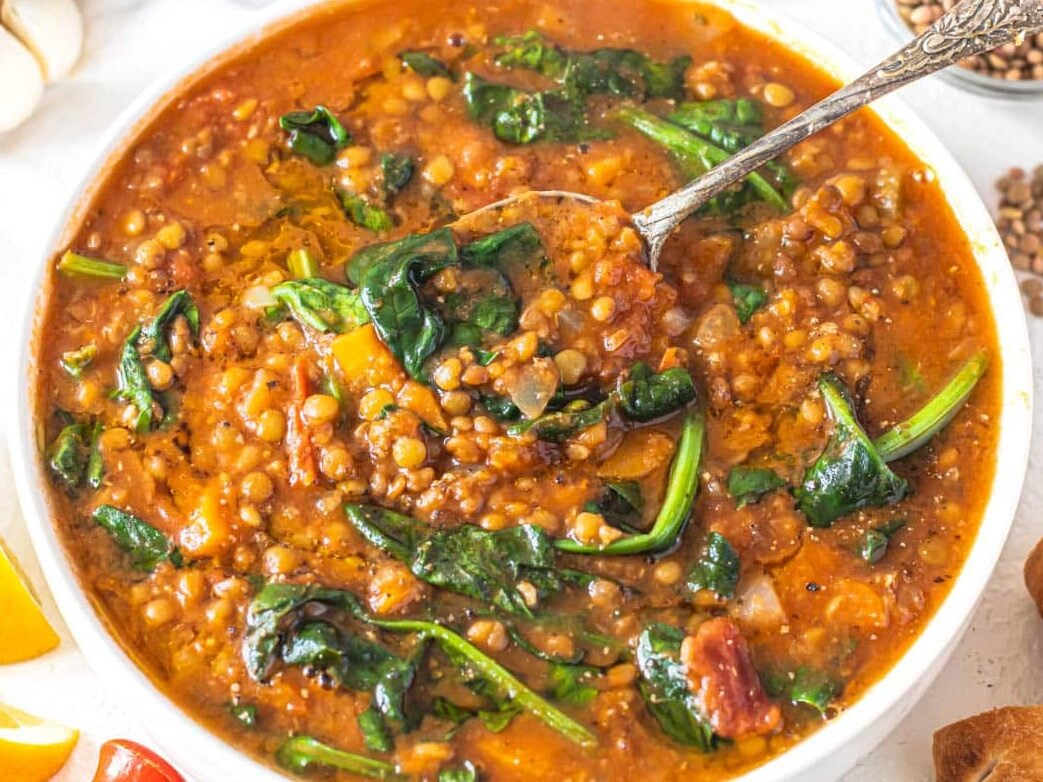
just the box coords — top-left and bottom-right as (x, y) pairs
(0, 24), (43, 133)
(1, 0), (83, 83)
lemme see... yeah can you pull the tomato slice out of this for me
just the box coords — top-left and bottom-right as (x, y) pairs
(92, 739), (185, 782)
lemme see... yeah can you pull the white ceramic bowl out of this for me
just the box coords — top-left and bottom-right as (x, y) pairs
(11, 1), (1034, 780)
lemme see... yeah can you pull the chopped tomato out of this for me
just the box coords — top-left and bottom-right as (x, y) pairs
(682, 618), (782, 740)
(92, 739), (184, 782)
(286, 356), (317, 487)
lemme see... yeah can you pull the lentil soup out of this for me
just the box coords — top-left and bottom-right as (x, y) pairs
(35, 1), (1000, 780)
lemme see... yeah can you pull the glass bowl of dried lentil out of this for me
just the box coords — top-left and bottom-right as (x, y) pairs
(879, 0), (1043, 98)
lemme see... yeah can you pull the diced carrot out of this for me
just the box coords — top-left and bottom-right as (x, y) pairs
(331, 324), (404, 390)
(286, 357), (317, 488)
(397, 380), (448, 432)
(179, 480), (233, 558)
(596, 430), (675, 480)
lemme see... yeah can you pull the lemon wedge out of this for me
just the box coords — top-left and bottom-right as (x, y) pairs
(0, 703), (78, 781)
(0, 544), (59, 664)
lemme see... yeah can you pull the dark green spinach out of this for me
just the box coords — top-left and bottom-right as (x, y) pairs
(583, 481), (643, 533)
(92, 505), (182, 571)
(462, 73), (591, 145)
(271, 278), (369, 334)
(344, 504), (563, 617)
(794, 374), (909, 528)
(726, 466), (786, 508)
(138, 289), (199, 363)
(279, 106), (352, 166)
(636, 624), (715, 750)
(380, 153), (415, 198)
(557, 411), (704, 556)
(686, 531), (740, 598)
(858, 518), (907, 564)
(726, 279), (768, 325)
(337, 190), (395, 232)
(617, 105), (790, 214)
(275, 735), (403, 780)
(399, 51), (451, 79)
(615, 363), (696, 422)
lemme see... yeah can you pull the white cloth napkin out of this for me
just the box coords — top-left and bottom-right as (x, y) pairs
(0, 2), (1041, 780)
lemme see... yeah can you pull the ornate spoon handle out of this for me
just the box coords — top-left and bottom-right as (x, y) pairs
(634, 0), (1043, 268)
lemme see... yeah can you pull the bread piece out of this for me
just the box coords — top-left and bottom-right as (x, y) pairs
(933, 706), (1043, 781)
(1027, 537), (1043, 619)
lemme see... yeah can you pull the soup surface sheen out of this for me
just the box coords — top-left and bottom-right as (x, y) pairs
(36, 1), (999, 779)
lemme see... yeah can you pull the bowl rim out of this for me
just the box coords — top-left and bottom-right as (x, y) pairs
(10, 0), (1034, 780)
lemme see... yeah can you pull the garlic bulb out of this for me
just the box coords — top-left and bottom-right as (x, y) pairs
(1, 0), (83, 83)
(0, 24), (43, 133)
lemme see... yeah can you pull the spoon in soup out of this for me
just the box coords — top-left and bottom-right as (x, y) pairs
(469, 0), (1043, 270)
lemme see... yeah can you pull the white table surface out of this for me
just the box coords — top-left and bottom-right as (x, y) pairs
(0, 1), (1041, 780)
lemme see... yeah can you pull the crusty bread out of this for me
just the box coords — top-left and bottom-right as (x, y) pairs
(933, 706), (1043, 781)
(1026, 538), (1043, 619)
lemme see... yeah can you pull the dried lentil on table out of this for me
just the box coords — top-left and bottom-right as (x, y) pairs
(895, 0), (1043, 81)
(996, 166), (1043, 316)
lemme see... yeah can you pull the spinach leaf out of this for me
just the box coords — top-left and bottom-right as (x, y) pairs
(380, 153), (415, 198)
(494, 31), (690, 100)
(275, 735), (403, 780)
(248, 582), (595, 746)
(279, 105), (352, 166)
(347, 228), (457, 286)
(367, 613), (595, 747)
(355, 228), (459, 379)
(873, 351), (988, 462)
(344, 504), (563, 617)
(794, 374), (909, 528)
(859, 518), (906, 564)
(337, 190), (395, 232)
(116, 325), (155, 434)
(726, 466), (786, 508)
(636, 624), (715, 750)
(670, 100), (798, 198)
(281, 619), (416, 741)
(460, 222), (544, 268)
(615, 363), (696, 422)
(47, 421), (84, 488)
(399, 51), (451, 79)
(686, 531), (740, 598)
(583, 481), (643, 533)
(617, 105), (789, 214)
(439, 762), (479, 782)
(462, 73), (592, 145)
(432, 696), (518, 735)
(506, 627), (585, 665)
(286, 248), (319, 279)
(227, 703), (257, 728)
(479, 392), (521, 421)
(57, 250), (127, 280)
(60, 343), (97, 378)
(139, 289), (199, 363)
(271, 278), (370, 334)
(507, 400), (611, 442)
(548, 663), (599, 706)
(726, 279), (767, 325)
(764, 666), (841, 716)
(92, 505), (182, 571)
(557, 411), (704, 556)
(493, 30), (568, 78)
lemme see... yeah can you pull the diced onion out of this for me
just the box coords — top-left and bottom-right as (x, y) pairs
(241, 284), (277, 309)
(504, 357), (559, 420)
(732, 572), (786, 630)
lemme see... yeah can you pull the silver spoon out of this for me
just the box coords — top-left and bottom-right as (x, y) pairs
(470, 0), (1043, 271)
